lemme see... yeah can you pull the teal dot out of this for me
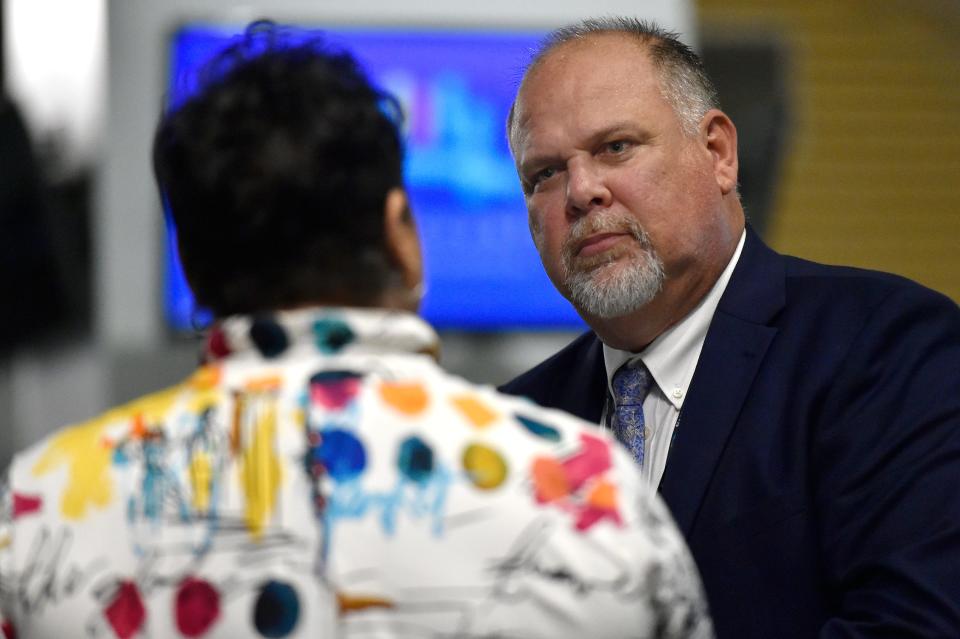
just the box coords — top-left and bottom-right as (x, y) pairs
(515, 415), (562, 442)
(312, 319), (355, 353)
(397, 436), (434, 484)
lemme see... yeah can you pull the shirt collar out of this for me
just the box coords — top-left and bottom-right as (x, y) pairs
(603, 229), (746, 409)
(203, 307), (440, 364)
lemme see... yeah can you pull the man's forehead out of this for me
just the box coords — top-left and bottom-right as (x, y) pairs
(516, 34), (655, 111)
(527, 32), (651, 79)
(511, 34), (660, 147)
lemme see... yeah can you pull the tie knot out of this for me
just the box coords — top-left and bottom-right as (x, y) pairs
(612, 361), (652, 408)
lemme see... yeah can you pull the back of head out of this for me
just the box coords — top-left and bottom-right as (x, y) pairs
(153, 22), (405, 317)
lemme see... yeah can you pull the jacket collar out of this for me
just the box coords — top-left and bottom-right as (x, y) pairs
(202, 307), (440, 364)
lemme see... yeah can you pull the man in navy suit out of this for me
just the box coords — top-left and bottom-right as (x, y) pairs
(502, 16), (960, 637)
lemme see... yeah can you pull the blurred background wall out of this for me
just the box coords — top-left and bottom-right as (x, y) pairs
(1, 0), (957, 470)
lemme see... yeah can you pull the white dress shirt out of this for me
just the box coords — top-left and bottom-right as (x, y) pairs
(603, 230), (746, 487)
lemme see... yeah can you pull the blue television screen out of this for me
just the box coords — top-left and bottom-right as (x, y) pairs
(164, 25), (584, 330)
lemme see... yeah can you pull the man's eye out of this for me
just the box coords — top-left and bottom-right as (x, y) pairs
(525, 167), (557, 192)
(606, 140), (629, 153)
(536, 167), (557, 182)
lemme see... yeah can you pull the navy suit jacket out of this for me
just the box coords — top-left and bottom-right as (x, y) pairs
(501, 229), (960, 638)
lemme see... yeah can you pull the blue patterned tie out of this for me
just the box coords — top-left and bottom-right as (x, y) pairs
(611, 361), (653, 467)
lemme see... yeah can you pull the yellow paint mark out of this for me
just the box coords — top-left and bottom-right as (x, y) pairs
(337, 592), (395, 614)
(188, 365), (221, 390)
(0, 534), (10, 550)
(292, 407), (307, 433)
(238, 394), (282, 540)
(450, 395), (498, 429)
(189, 451), (213, 513)
(30, 382), (203, 521)
(379, 382), (429, 415)
(32, 419), (112, 520)
(184, 365), (222, 415)
(462, 443), (508, 491)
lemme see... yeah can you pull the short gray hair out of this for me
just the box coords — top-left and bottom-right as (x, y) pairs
(509, 17), (720, 142)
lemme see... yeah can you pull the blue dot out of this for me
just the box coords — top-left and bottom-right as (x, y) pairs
(515, 415), (562, 442)
(253, 580), (299, 638)
(313, 429), (366, 482)
(397, 436), (434, 484)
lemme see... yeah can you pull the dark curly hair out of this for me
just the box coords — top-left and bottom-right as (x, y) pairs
(153, 22), (405, 317)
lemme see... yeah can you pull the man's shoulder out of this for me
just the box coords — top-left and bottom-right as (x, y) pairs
(499, 331), (600, 396)
(497, 331), (608, 422)
(736, 229), (958, 322)
(779, 253), (959, 318)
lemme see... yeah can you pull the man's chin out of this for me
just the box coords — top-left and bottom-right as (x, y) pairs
(573, 296), (653, 322)
(565, 282), (654, 320)
(568, 247), (633, 273)
(561, 259), (664, 320)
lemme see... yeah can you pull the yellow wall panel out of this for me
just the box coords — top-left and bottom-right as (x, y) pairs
(699, 0), (960, 301)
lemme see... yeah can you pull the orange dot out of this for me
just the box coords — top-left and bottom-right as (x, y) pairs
(244, 375), (283, 393)
(585, 478), (619, 511)
(379, 382), (429, 415)
(462, 443), (508, 490)
(531, 457), (570, 503)
(131, 414), (149, 439)
(450, 395), (498, 428)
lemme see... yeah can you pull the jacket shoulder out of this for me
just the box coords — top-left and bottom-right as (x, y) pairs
(780, 254), (959, 317)
(499, 331), (599, 396)
(498, 331), (609, 424)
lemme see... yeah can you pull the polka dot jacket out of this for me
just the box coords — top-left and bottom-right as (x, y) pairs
(0, 308), (713, 639)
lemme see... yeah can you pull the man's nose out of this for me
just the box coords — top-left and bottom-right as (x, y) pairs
(565, 157), (611, 217)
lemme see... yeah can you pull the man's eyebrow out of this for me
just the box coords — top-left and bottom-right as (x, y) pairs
(518, 121), (647, 173)
(584, 122), (644, 145)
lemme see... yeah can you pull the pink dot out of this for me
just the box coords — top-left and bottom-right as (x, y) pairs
(103, 581), (146, 639)
(309, 378), (361, 410)
(175, 577), (221, 637)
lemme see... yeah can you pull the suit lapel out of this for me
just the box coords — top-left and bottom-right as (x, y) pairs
(658, 228), (785, 535)
(558, 336), (607, 424)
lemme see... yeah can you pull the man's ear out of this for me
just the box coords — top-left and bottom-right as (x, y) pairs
(383, 187), (423, 292)
(702, 109), (739, 195)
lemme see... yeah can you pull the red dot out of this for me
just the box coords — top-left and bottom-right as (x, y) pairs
(175, 577), (221, 637)
(206, 327), (231, 359)
(11, 493), (42, 519)
(103, 581), (146, 639)
(2, 620), (17, 639)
